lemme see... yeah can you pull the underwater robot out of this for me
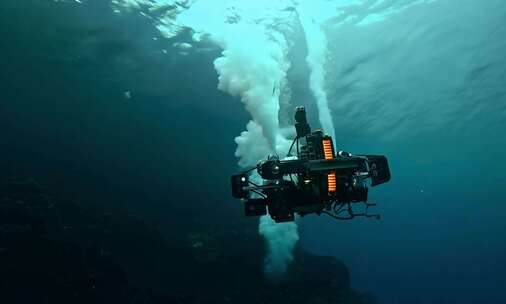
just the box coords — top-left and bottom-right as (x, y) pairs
(231, 106), (391, 223)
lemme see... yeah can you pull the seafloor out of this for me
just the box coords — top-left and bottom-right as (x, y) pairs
(0, 177), (376, 304)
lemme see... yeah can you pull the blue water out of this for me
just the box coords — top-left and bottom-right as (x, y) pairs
(1, 0), (505, 303)
(301, 2), (506, 302)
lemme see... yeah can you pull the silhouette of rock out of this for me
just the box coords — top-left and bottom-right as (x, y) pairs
(0, 178), (375, 304)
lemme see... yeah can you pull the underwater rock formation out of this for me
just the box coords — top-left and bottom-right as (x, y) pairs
(0, 178), (375, 304)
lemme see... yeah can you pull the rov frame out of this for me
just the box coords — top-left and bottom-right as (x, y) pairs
(231, 106), (391, 223)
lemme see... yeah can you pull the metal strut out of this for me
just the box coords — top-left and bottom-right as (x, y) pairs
(323, 201), (381, 220)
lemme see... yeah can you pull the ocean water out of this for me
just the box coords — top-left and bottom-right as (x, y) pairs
(1, 0), (505, 303)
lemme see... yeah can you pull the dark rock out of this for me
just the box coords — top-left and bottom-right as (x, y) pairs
(0, 178), (375, 304)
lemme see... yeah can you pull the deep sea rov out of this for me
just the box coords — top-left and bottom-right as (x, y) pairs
(231, 106), (391, 223)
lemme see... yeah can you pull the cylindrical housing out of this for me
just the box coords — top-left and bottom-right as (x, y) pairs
(294, 106), (311, 137)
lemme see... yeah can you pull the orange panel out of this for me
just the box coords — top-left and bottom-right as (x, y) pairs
(327, 172), (336, 193)
(322, 139), (334, 160)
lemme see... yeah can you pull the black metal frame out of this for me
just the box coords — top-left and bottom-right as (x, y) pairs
(231, 106), (391, 223)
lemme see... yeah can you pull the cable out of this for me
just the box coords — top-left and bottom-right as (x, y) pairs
(241, 167), (257, 174)
(321, 210), (353, 220)
(252, 190), (267, 198)
(287, 137), (298, 157)
(296, 137), (300, 157)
